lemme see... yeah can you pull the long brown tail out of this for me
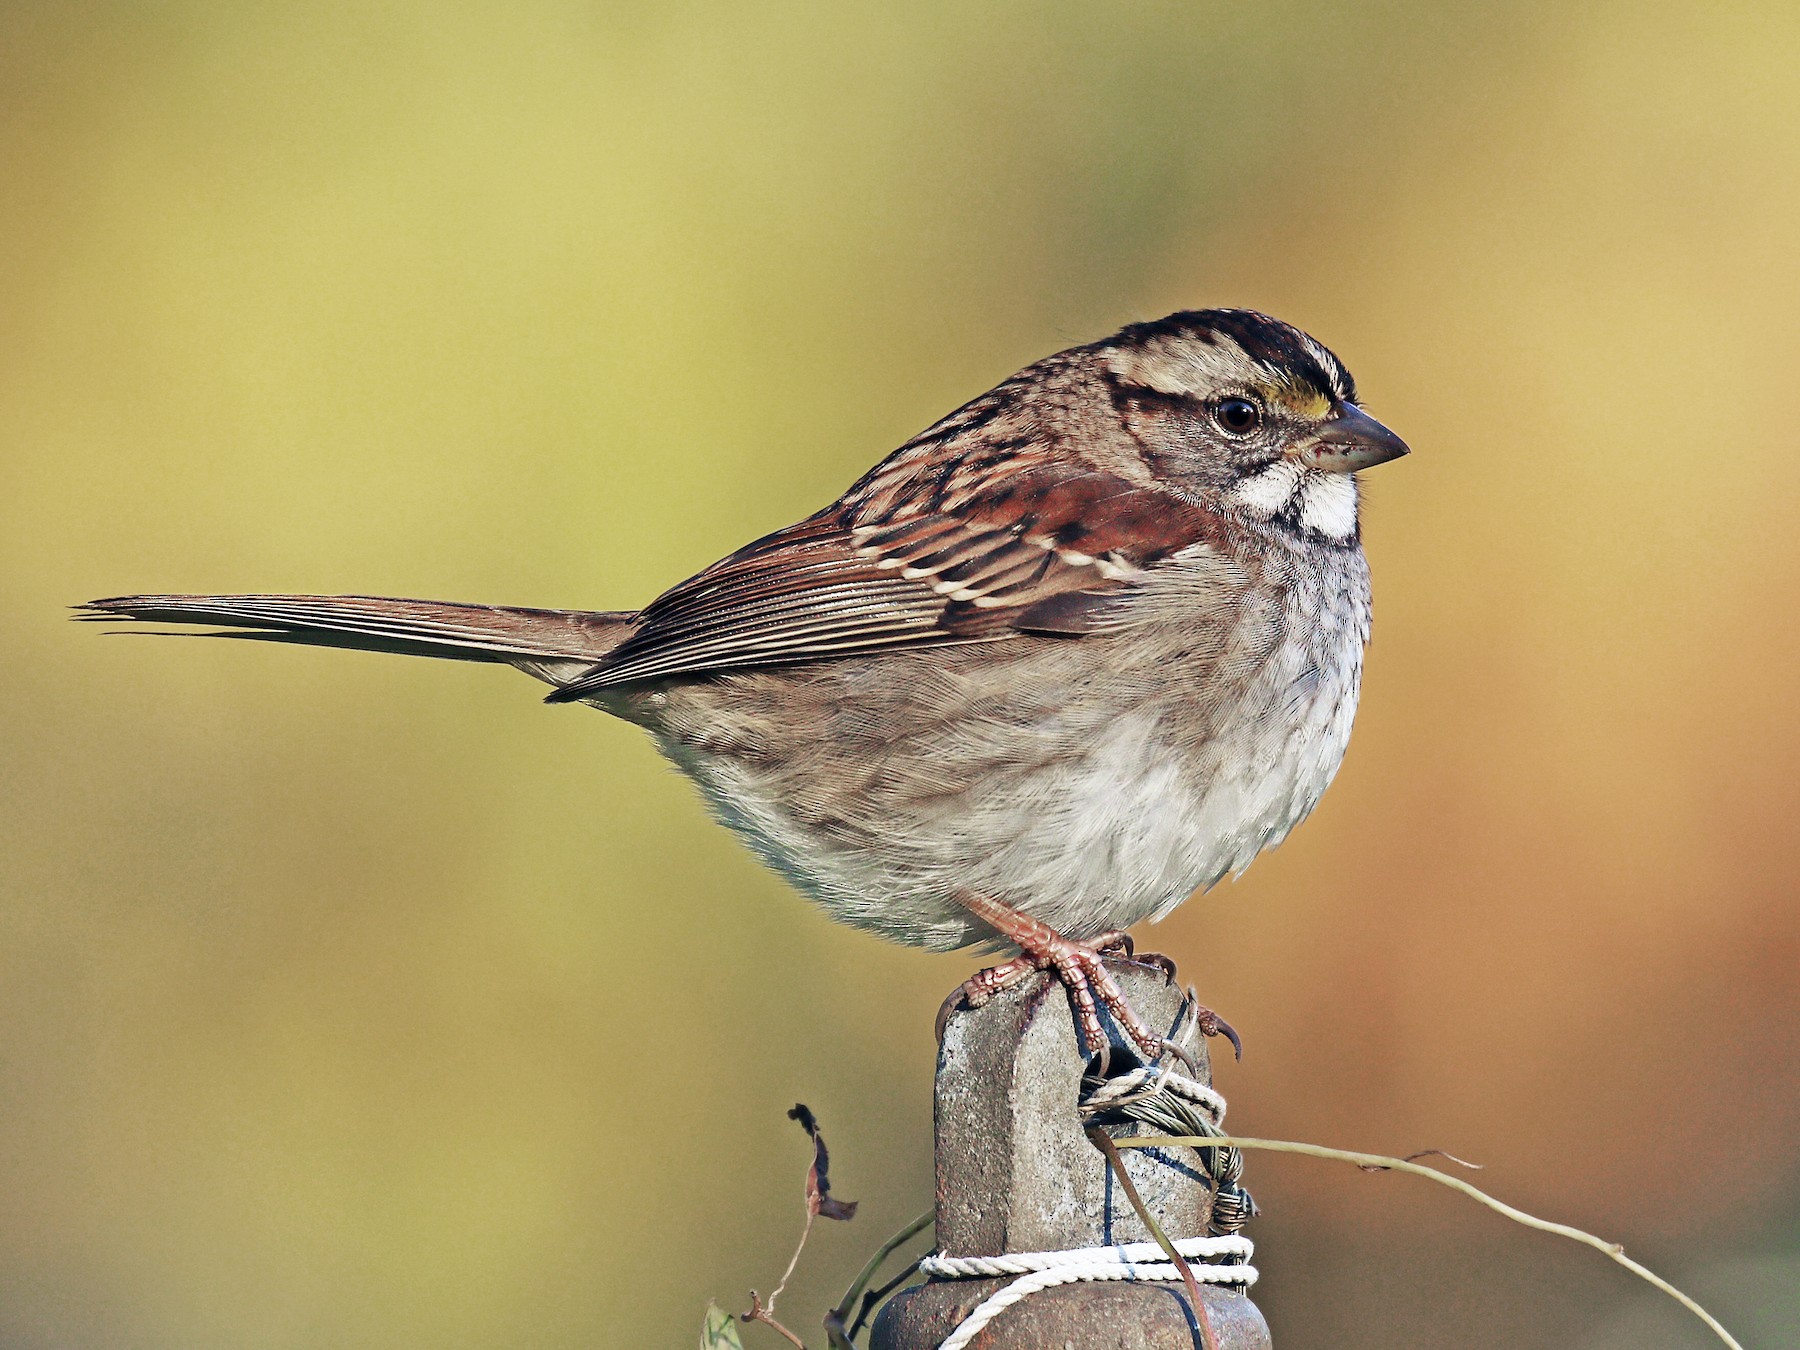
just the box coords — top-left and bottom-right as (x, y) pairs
(77, 593), (632, 687)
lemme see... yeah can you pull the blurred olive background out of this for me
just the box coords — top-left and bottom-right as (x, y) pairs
(3, 2), (1798, 1347)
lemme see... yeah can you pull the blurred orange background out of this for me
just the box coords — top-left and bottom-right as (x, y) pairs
(2, 3), (1797, 1346)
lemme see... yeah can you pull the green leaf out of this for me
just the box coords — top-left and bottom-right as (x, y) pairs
(700, 1302), (745, 1350)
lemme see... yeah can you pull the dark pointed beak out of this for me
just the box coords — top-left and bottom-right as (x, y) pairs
(1295, 403), (1410, 473)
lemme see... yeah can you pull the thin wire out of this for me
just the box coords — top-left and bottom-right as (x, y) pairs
(1117, 1134), (1744, 1350)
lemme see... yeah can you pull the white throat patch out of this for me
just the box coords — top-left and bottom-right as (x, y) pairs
(1230, 462), (1359, 541)
(1298, 471), (1358, 539)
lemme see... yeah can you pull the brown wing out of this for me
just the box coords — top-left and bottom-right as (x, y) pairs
(546, 463), (1224, 700)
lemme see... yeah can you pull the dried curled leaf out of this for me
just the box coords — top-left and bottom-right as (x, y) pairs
(788, 1103), (858, 1222)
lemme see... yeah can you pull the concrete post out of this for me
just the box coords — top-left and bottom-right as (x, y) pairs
(872, 961), (1272, 1349)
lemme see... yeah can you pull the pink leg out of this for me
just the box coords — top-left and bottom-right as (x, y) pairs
(945, 892), (1173, 1060)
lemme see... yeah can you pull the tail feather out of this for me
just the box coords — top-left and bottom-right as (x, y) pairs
(77, 593), (632, 686)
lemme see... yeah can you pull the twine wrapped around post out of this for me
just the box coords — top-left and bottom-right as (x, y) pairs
(871, 962), (1272, 1350)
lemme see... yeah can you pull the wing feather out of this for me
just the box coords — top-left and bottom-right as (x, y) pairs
(545, 465), (1227, 700)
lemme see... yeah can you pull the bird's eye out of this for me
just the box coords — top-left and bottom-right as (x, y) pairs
(1213, 397), (1261, 435)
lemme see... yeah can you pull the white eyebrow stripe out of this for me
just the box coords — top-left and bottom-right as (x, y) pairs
(1300, 333), (1348, 399)
(1112, 334), (1256, 397)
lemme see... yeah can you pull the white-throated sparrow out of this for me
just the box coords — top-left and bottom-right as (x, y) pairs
(83, 309), (1408, 1059)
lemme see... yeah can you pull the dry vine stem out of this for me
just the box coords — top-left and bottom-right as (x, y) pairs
(1117, 1134), (1744, 1350)
(741, 1105), (862, 1349)
(1086, 1125), (1221, 1350)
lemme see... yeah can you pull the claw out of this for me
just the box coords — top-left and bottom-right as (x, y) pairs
(1134, 950), (1180, 984)
(1095, 933), (1178, 985)
(1186, 991), (1243, 1062)
(933, 986), (960, 1044)
(937, 954), (1040, 1041)
(1157, 1035), (1203, 1076)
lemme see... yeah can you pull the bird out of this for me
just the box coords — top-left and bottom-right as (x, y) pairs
(80, 308), (1408, 1063)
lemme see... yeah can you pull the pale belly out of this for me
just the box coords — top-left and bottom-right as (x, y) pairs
(633, 595), (1365, 950)
(665, 711), (1346, 949)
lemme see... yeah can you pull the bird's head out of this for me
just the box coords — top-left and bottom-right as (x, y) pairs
(1097, 309), (1409, 543)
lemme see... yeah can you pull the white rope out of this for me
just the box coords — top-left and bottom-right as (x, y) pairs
(920, 1233), (1254, 1280)
(921, 1237), (1257, 1350)
(921, 1061), (1254, 1349)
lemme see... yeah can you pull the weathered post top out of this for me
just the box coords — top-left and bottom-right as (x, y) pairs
(873, 962), (1272, 1349)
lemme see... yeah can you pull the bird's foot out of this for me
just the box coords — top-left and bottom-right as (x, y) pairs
(940, 894), (1176, 1064)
